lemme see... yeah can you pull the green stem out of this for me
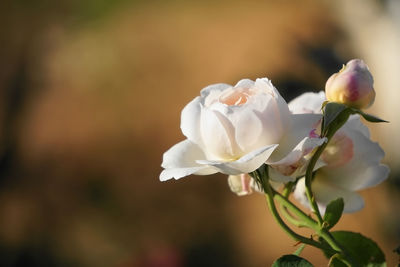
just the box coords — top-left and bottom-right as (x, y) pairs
(304, 111), (357, 266)
(279, 202), (306, 228)
(282, 182), (294, 198)
(304, 112), (350, 226)
(275, 192), (317, 228)
(274, 187), (354, 264)
(254, 169), (336, 253)
(279, 182), (306, 227)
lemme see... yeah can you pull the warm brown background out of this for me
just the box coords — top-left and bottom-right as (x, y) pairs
(1, 0), (399, 266)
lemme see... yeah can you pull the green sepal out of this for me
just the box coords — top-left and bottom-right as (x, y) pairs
(322, 102), (349, 136)
(350, 108), (388, 123)
(322, 198), (344, 230)
(272, 254), (313, 267)
(320, 231), (386, 266)
(321, 100), (329, 111)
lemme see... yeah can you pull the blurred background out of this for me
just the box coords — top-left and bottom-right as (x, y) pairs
(1, 0), (399, 266)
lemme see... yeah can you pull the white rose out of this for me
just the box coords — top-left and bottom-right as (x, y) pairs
(160, 78), (292, 181)
(290, 92), (390, 213)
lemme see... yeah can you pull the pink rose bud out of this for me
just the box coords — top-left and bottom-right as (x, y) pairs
(325, 59), (375, 109)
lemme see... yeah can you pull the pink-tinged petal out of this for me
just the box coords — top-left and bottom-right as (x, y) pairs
(160, 139), (217, 181)
(197, 144), (278, 175)
(325, 59), (375, 109)
(201, 83), (232, 107)
(320, 125), (387, 191)
(227, 174), (254, 196)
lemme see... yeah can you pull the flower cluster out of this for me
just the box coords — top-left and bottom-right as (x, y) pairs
(160, 59), (389, 214)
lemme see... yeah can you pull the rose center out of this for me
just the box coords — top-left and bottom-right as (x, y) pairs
(219, 88), (253, 106)
(322, 132), (354, 168)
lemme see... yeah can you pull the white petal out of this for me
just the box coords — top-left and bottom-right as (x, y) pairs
(346, 114), (370, 138)
(254, 78), (278, 96)
(200, 108), (240, 159)
(269, 136), (326, 167)
(211, 103), (264, 153)
(294, 178), (364, 214)
(160, 167), (214, 181)
(197, 144), (278, 175)
(200, 83), (231, 98)
(234, 79), (255, 89)
(269, 113), (322, 162)
(288, 91), (325, 114)
(268, 167), (295, 183)
(160, 139), (217, 181)
(200, 83), (232, 107)
(180, 97), (203, 145)
(354, 164), (390, 189)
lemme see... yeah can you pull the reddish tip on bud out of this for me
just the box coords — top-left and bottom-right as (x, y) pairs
(325, 59), (375, 109)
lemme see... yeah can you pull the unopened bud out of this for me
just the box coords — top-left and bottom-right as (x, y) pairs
(325, 59), (375, 109)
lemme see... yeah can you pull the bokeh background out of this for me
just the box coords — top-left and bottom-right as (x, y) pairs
(1, 0), (400, 266)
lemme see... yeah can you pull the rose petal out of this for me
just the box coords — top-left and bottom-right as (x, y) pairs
(268, 113), (322, 162)
(200, 108), (241, 159)
(266, 113), (324, 180)
(227, 174), (253, 196)
(200, 83), (231, 98)
(197, 144), (278, 175)
(294, 178), (364, 214)
(234, 79), (255, 89)
(320, 123), (387, 191)
(160, 139), (217, 181)
(181, 96), (203, 145)
(288, 91), (325, 114)
(268, 167), (296, 183)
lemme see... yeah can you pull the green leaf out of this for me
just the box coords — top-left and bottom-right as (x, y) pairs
(320, 231), (386, 266)
(323, 198), (344, 230)
(352, 109), (388, 123)
(293, 244), (306, 256)
(322, 102), (348, 135)
(272, 254), (313, 267)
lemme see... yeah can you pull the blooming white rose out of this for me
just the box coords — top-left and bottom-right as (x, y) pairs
(160, 78), (325, 183)
(290, 92), (389, 213)
(160, 78), (291, 181)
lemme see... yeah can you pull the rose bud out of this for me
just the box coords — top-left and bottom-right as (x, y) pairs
(325, 59), (375, 109)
